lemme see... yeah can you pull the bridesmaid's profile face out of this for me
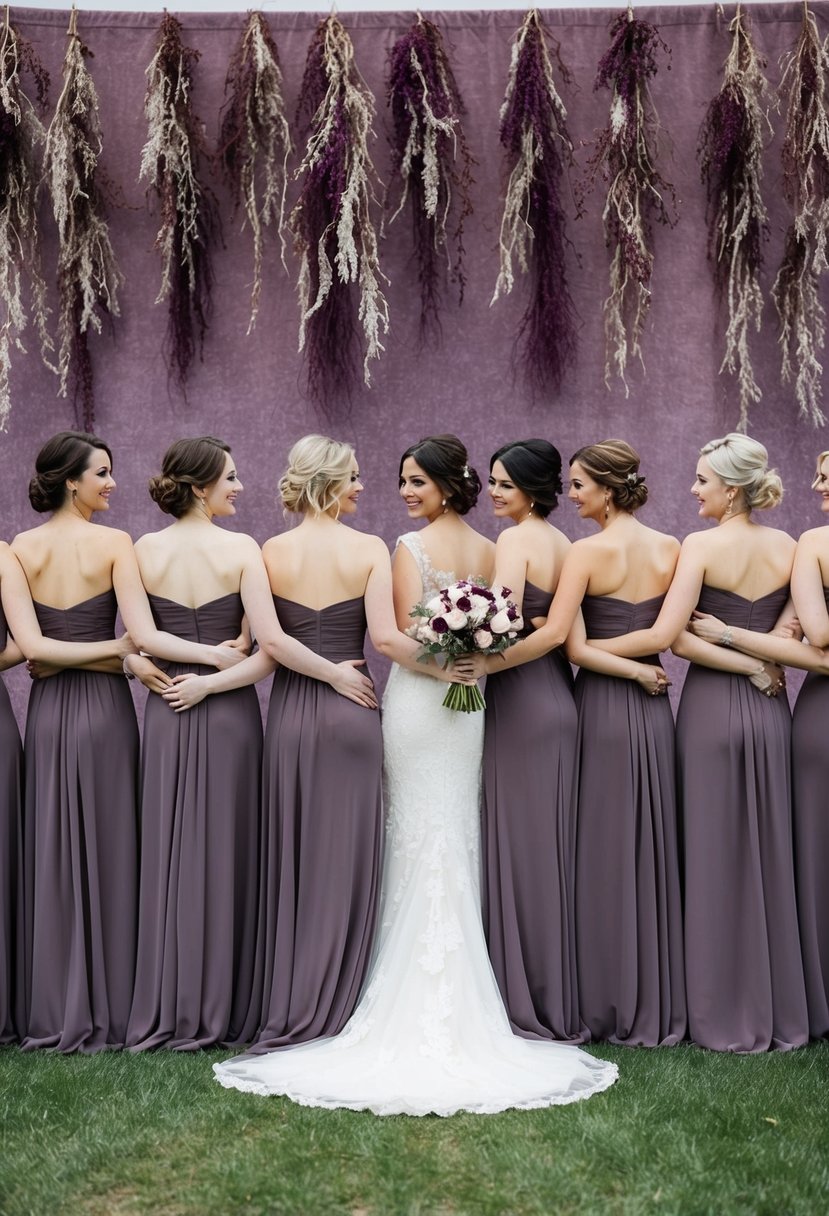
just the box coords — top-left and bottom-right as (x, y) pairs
(71, 448), (116, 516)
(336, 456), (363, 516)
(567, 461), (604, 523)
(691, 456), (729, 522)
(812, 455), (829, 511)
(203, 453), (243, 518)
(399, 457), (444, 522)
(488, 460), (532, 523)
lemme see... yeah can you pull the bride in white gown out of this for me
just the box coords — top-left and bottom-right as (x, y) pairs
(214, 435), (618, 1115)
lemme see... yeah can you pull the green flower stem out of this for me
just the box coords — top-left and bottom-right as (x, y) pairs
(441, 681), (486, 712)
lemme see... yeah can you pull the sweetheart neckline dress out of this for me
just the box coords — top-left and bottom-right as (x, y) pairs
(0, 597), (22, 1043)
(482, 578), (585, 1042)
(574, 593), (686, 1046)
(676, 585), (808, 1052)
(126, 591), (262, 1050)
(20, 589), (139, 1052)
(246, 593), (383, 1051)
(213, 532), (618, 1114)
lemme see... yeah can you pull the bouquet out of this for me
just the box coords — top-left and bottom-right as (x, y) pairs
(407, 580), (524, 711)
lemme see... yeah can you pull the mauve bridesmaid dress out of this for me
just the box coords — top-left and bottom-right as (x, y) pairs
(482, 580), (584, 1042)
(791, 585), (829, 1040)
(676, 585), (809, 1052)
(247, 595), (383, 1052)
(20, 590), (139, 1052)
(127, 593), (262, 1050)
(573, 594), (686, 1047)
(0, 599), (22, 1043)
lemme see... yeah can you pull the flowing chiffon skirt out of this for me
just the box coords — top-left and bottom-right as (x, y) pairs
(676, 586), (808, 1052)
(0, 601), (22, 1042)
(20, 592), (139, 1052)
(127, 594), (262, 1050)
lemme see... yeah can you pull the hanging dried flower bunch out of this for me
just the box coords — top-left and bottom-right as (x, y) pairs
(586, 8), (676, 393)
(290, 15), (388, 409)
(386, 14), (474, 343)
(771, 6), (829, 426)
(0, 12), (51, 431)
(492, 8), (577, 395)
(44, 10), (122, 431)
(141, 12), (217, 392)
(698, 7), (771, 433)
(219, 11), (291, 334)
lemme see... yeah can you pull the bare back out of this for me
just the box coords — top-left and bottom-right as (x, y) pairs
(493, 519), (571, 627)
(693, 521), (795, 600)
(578, 516), (679, 602)
(12, 519), (124, 609)
(263, 519), (382, 610)
(135, 522), (258, 609)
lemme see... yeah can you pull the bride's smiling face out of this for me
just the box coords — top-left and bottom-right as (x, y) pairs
(399, 457), (445, 522)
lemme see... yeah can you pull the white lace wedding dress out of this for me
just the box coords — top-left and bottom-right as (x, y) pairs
(213, 533), (618, 1115)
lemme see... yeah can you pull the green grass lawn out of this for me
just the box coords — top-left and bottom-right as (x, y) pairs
(1, 1042), (827, 1215)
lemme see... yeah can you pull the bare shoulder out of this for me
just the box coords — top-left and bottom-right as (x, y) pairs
(797, 526), (828, 551)
(223, 530), (260, 558)
(754, 523), (796, 553)
(642, 524), (680, 556)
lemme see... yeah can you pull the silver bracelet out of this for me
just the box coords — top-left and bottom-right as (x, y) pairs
(721, 626), (734, 647)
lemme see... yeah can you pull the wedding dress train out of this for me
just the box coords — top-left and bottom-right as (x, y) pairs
(213, 534), (617, 1115)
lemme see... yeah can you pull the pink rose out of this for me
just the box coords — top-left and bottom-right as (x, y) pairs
(444, 608), (468, 631)
(473, 628), (493, 650)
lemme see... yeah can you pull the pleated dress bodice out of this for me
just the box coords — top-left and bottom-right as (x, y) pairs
(147, 591), (246, 673)
(580, 592), (664, 664)
(273, 594), (369, 662)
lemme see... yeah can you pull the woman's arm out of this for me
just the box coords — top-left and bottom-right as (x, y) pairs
(113, 535), (246, 671)
(564, 613), (671, 694)
(791, 531), (829, 647)
(242, 539), (377, 708)
(587, 535), (706, 659)
(4, 544), (134, 667)
(482, 542), (593, 674)
(363, 541), (476, 684)
(689, 605), (829, 673)
(161, 649), (277, 711)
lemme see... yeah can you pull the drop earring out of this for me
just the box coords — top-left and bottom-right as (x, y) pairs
(604, 494), (610, 522)
(441, 497), (447, 514)
(725, 494), (734, 518)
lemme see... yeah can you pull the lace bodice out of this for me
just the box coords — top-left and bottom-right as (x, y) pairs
(396, 532), (456, 598)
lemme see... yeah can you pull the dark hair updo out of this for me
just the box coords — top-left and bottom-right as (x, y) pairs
(29, 430), (113, 513)
(148, 436), (231, 518)
(399, 434), (481, 515)
(569, 439), (648, 513)
(490, 439), (563, 518)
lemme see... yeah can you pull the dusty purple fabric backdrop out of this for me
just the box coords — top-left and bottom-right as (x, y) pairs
(2, 4), (827, 721)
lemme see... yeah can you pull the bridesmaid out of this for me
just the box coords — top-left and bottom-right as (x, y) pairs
(0, 545), (24, 1043)
(125, 436), (377, 1051)
(9, 432), (139, 1052)
(164, 435), (470, 1050)
(482, 440), (583, 1042)
(588, 433), (809, 1052)
(689, 447), (829, 1040)
(484, 440), (686, 1046)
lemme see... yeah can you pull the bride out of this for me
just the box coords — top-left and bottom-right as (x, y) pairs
(214, 435), (618, 1115)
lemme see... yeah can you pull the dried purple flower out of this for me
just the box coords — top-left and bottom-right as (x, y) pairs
(219, 12), (291, 334)
(44, 10), (122, 431)
(290, 16), (388, 411)
(386, 15), (474, 344)
(772, 6), (829, 426)
(492, 8), (577, 395)
(699, 8), (771, 432)
(141, 13), (218, 394)
(585, 9), (676, 393)
(0, 12), (52, 430)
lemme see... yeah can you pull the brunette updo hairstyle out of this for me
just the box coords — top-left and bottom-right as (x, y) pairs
(29, 430), (113, 513)
(700, 433), (783, 511)
(279, 435), (355, 516)
(490, 439), (563, 518)
(399, 434), (481, 515)
(570, 439), (649, 513)
(148, 436), (231, 518)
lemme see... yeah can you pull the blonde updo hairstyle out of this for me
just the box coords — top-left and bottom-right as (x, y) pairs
(569, 439), (648, 513)
(280, 435), (355, 516)
(700, 433), (783, 511)
(148, 436), (231, 517)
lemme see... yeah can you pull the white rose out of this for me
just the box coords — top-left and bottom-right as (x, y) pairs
(489, 608), (513, 634)
(473, 628), (493, 650)
(425, 595), (445, 615)
(444, 608), (468, 631)
(418, 625), (440, 644)
(445, 585), (466, 605)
